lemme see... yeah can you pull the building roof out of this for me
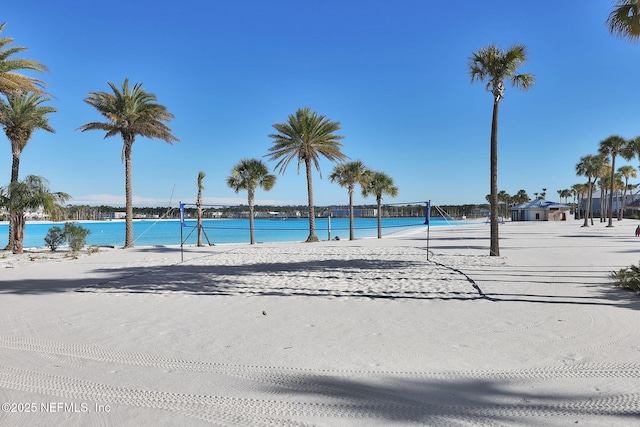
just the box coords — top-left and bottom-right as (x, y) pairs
(510, 199), (570, 211)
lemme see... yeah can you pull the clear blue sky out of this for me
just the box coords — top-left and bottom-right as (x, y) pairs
(2, 1), (639, 207)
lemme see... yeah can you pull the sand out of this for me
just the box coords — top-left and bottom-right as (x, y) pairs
(0, 219), (639, 426)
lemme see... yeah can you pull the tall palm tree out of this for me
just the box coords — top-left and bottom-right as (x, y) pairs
(266, 107), (347, 242)
(0, 175), (69, 253)
(469, 44), (534, 256)
(607, 1), (640, 41)
(329, 160), (369, 240)
(77, 78), (178, 248)
(361, 171), (398, 239)
(226, 158), (276, 245)
(617, 165), (637, 219)
(598, 135), (628, 227)
(196, 171), (205, 247)
(576, 154), (608, 227)
(0, 22), (49, 95)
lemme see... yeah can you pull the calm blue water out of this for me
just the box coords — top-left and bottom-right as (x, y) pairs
(0, 217), (462, 248)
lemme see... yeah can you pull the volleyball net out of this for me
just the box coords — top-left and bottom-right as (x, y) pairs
(175, 200), (469, 246)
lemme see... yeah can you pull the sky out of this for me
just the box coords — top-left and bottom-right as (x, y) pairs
(2, 1), (640, 208)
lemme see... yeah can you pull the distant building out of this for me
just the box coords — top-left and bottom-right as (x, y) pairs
(510, 199), (571, 221)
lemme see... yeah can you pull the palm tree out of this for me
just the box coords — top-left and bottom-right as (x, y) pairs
(0, 92), (56, 183)
(513, 189), (530, 204)
(469, 44), (534, 256)
(361, 171), (398, 239)
(0, 175), (69, 253)
(576, 154), (608, 227)
(196, 171), (205, 247)
(226, 158), (276, 244)
(0, 91), (56, 249)
(617, 165), (637, 219)
(329, 160), (369, 240)
(571, 183), (588, 219)
(607, 1), (640, 41)
(598, 135), (628, 227)
(77, 78), (179, 248)
(0, 22), (49, 95)
(266, 107), (347, 242)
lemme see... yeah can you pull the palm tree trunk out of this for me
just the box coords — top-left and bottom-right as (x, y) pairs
(583, 182), (591, 227)
(197, 191), (203, 247)
(248, 188), (256, 245)
(489, 97), (500, 256)
(5, 151), (21, 250)
(305, 158), (319, 242)
(621, 182), (628, 220)
(376, 198), (382, 239)
(11, 210), (24, 254)
(124, 140), (134, 248)
(608, 157), (616, 227)
(348, 188), (355, 240)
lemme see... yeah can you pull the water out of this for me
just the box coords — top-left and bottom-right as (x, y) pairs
(0, 217), (466, 249)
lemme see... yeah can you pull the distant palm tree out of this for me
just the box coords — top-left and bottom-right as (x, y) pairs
(617, 165), (637, 219)
(469, 44), (534, 256)
(0, 91), (56, 249)
(598, 135), (628, 227)
(266, 107), (347, 242)
(0, 175), (69, 253)
(513, 189), (530, 204)
(226, 158), (276, 244)
(607, 1), (640, 41)
(329, 160), (369, 240)
(196, 171), (206, 247)
(571, 183), (588, 220)
(0, 22), (49, 95)
(576, 154), (608, 227)
(77, 78), (179, 248)
(361, 171), (398, 239)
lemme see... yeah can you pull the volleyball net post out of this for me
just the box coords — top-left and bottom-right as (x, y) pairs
(425, 200), (431, 260)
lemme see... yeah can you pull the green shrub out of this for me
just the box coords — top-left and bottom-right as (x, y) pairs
(44, 226), (65, 251)
(610, 263), (640, 295)
(63, 222), (91, 252)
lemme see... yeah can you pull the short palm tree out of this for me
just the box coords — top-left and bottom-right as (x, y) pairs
(0, 92), (56, 183)
(469, 44), (534, 256)
(0, 22), (49, 95)
(0, 175), (69, 253)
(361, 171), (398, 239)
(226, 158), (276, 244)
(607, 1), (640, 41)
(329, 160), (369, 240)
(77, 78), (179, 248)
(598, 135), (628, 227)
(196, 171), (206, 247)
(571, 183), (588, 220)
(576, 154), (608, 227)
(0, 91), (56, 249)
(266, 107), (347, 242)
(617, 165), (637, 219)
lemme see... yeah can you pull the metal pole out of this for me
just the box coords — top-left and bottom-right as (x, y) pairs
(426, 200), (431, 261)
(180, 201), (184, 262)
(327, 214), (331, 241)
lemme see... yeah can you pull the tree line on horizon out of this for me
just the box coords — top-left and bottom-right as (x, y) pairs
(1, 2), (639, 254)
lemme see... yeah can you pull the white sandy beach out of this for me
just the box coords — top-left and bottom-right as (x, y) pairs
(0, 219), (639, 426)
